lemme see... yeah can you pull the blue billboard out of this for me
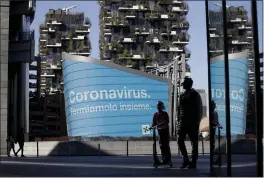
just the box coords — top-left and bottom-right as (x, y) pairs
(210, 51), (249, 136)
(62, 52), (171, 137)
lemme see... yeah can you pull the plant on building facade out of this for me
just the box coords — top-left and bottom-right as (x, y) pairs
(121, 49), (133, 58)
(78, 41), (84, 51)
(84, 17), (91, 26)
(126, 59), (133, 65)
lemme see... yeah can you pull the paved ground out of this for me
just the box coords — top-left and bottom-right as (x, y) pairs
(0, 155), (257, 177)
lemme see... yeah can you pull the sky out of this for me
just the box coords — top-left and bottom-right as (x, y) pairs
(30, 1), (263, 92)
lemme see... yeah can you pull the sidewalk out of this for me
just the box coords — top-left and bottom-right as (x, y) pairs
(0, 155), (256, 177)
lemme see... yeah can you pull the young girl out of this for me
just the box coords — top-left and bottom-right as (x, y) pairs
(152, 101), (171, 164)
(6, 136), (16, 157)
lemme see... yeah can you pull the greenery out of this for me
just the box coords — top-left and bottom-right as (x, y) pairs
(158, 0), (171, 4)
(126, 59), (133, 65)
(68, 40), (73, 52)
(79, 41), (84, 51)
(84, 17), (91, 26)
(120, 49), (133, 58)
(145, 12), (159, 19)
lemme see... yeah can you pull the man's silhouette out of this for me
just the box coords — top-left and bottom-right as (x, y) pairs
(15, 128), (25, 157)
(177, 77), (203, 169)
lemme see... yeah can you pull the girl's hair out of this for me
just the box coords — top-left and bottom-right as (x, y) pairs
(157, 101), (165, 110)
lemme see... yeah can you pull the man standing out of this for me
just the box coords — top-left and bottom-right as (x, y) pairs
(15, 128), (25, 157)
(177, 77), (203, 169)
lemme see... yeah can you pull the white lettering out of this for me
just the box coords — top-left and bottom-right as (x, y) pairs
(70, 91), (75, 104)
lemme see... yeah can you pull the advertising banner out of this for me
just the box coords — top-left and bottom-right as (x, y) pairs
(210, 50), (249, 136)
(62, 53), (171, 137)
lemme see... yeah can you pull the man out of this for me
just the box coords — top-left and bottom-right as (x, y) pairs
(15, 128), (25, 157)
(177, 77), (203, 169)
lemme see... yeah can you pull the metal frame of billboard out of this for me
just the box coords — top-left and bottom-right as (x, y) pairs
(62, 52), (173, 136)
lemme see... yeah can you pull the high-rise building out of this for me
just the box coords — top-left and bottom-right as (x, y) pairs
(98, 0), (191, 72)
(208, 6), (259, 134)
(0, 0), (36, 154)
(28, 7), (91, 140)
(38, 7), (91, 96)
(208, 6), (254, 88)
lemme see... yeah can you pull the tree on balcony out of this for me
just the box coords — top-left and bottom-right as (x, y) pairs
(56, 32), (62, 43)
(120, 49), (133, 58)
(182, 20), (189, 28)
(126, 59), (133, 66)
(84, 17), (91, 26)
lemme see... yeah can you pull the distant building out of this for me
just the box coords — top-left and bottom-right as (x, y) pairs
(29, 6), (91, 140)
(196, 89), (207, 117)
(29, 92), (66, 140)
(38, 7), (91, 96)
(98, 0), (191, 73)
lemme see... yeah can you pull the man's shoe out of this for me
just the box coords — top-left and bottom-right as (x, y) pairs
(180, 161), (190, 169)
(8, 155), (11, 157)
(188, 161), (197, 169)
(21, 155), (25, 157)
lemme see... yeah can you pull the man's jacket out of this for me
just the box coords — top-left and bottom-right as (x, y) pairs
(177, 89), (203, 128)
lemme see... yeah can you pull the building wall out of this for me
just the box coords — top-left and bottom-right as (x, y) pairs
(0, 0), (10, 155)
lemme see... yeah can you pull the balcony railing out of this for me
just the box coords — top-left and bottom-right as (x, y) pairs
(29, 82), (37, 88)
(29, 74), (37, 79)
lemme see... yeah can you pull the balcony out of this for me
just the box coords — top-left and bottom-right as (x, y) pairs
(158, 0), (172, 5)
(104, 18), (129, 27)
(238, 25), (252, 30)
(44, 64), (61, 70)
(9, 31), (35, 63)
(46, 20), (62, 25)
(48, 28), (56, 33)
(173, 0), (183, 4)
(169, 47), (184, 52)
(172, 5), (188, 13)
(125, 12), (136, 19)
(119, 37), (136, 43)
(171, 21), (189, 29)
(29, 82), (37, 88)
(230, 17), (247, 23)
(75, 25), (90, 33)
(145, 13), (160, 20)
(47, 39), (62, 47)
(172, 33), (189, 45)
(118, 5), (132, 11)
(29, 74), (37, 79)
(145, 37), (161, 44)
(134, 27), (150, 35)
(40, 72), (56, 77)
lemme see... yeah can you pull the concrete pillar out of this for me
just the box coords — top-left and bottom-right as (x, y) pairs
(19, 63), (29, 141)
(18, 15), (30, 141)
(0, 0), (10, 155)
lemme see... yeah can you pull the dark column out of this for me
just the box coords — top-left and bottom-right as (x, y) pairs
(221, 0), (232, 176)
(204, 0), (213, 171)
(251, 1), (263, 177)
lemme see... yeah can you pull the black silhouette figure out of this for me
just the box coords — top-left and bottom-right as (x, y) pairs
(177, 77), (203, 169)
(209, 100), (223, 164)
(152, 101), (172, 164)
(15, 128), (25, 157)
(6, 136), (16, 157)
